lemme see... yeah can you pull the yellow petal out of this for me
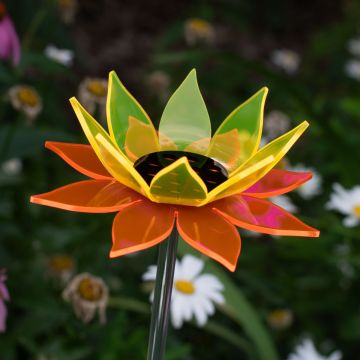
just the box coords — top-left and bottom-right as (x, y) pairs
(70, 97), (149, 196)
(149, 157), (207, 206)
(209, 121), (309, 202)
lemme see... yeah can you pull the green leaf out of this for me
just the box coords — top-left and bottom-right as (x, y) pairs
(178, 241), (280, 360)
(159, 69), (211, 150)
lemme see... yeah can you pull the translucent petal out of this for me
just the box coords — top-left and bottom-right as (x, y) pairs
(110, 201), (175, 257)
(149, 157), (207, 206)
(214, 195), (320, 237)
(158, 69), (211, 153)
(107, 71), (157, 154)
(70, 97), (150, 197)
(242, 169), (312, 198)
(45, 141), (112, 180)
(124, 116), (160, 161)
(207, 88), (268, 173)
(176, 206), (241, 271)
(211, 121), (309, 202)
(30, 179), (141, 213)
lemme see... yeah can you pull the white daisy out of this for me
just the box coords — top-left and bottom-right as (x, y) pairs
(45, 45), (74, 67)
(287, 338), (342, 360)
(270, 49), (300, 74)
(264, 110), (291, 140)
(143, 254), (225, 329)
(347, 37), (360, 57)
(345, 59), (360, 80)
(290, 164), (322, 199)
(271, 195), (298, 213)
(326, 183), (360, 227)
(1, 158), (22, 176)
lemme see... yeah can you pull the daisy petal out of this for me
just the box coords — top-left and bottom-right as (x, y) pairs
(242, 169), (312, 198)
(45, 141), (112, 180)
(179, 255), (204, 281)
(30, 180), (140, 213)
(171, 295), (185, 328)
(158, 69), (211, 153)
(149, 157), (207, 206)
(177, 206), (241, 271)
(107, 71), (159, 156)
(207, 87), (268, 173)
(214, 195), (320, 237)
(110, 201), (175, 257)
(195, 274), (224, 292)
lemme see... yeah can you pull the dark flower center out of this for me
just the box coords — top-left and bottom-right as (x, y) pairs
(134, 151), (228, 191)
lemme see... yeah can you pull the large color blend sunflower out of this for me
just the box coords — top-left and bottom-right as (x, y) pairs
(31, 70), (319, 271)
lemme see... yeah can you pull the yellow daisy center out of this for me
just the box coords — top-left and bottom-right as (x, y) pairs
(49, 255), (74, 272)
(269, 309), (289, 322)
(58, 0), (75, 9)
(175, 280), (195, 294)
(17, 88), (39, 107)
(87, 81), (107, 97)
(189, 19), (211, 33)
(353, 205), (360, 217)
(78, 277), (103, 301)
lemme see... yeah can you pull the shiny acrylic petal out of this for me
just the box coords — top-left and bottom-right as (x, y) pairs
(30, 180), (141, 213)
(207, 88), (268, 173)
(211, 121), (309, 202)
(70, 97), (150, 197)
(213, 194), (320, 237)
(124, 116), (160, 162)
(149, 157), (208, 206)
(158, 69), (211, 153)
(110, 201), (175, 257)
(242, 169), (312, 198)
(45, 141), (112, 180)
(177, 206), (241, 272)
(107, 71), (157, 154)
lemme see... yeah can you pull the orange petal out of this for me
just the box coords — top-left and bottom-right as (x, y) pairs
(110, 201), (175, 257)
(214, 195), (320, 237)
(242, 169), (312, 198)
(176, 206), (241, 271)
(30, 180), (141, 213)
(46, 141), (112, 180)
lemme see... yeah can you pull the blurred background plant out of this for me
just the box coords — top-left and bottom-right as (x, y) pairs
(1, 0), (360, 359)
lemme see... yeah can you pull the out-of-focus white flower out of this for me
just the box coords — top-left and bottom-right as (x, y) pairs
(58, 0), (78, 24)
(8, 85), (42, 124)
(347, 37), (360, 57)
(143, 254), (225, 328)
(1, 158), (22, 176)
(267, 308), (293, 330)
(78, 77), (107, 121)
(345, 59), (360, 80)
(146, 70), (170, 102)
(290, 164), (322, 199)
(44, 45), (74, 67)
(271, 195), (298, 213)
(270, 49), (300, 74)
(184, 18), (215, 46)
(48, 255), (75, 285)
(63, 273), (108, 324)
(264, 110), (291, 140)
(287, 338), (342, 360)
(326, 183), (360, 227)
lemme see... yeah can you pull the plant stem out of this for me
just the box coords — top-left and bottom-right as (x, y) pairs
(147, 226), (178, 360)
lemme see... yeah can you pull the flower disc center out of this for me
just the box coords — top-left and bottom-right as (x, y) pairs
(134, 151), (228, 191)
(353, 205), (360, 217)
(175, 280), (195, 294)
(78, 277), (103, 302)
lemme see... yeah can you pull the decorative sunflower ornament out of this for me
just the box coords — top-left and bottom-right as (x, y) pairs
(30, 69), (319, 359)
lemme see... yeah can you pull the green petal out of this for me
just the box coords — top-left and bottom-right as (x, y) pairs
(158, 69), (211, 152)
(107, 71), (154, 154)
(207, 87), (268, 175)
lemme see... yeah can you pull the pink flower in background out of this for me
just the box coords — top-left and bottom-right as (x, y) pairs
(0, 270), (10, 332)
(0, 2), (21, 65)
